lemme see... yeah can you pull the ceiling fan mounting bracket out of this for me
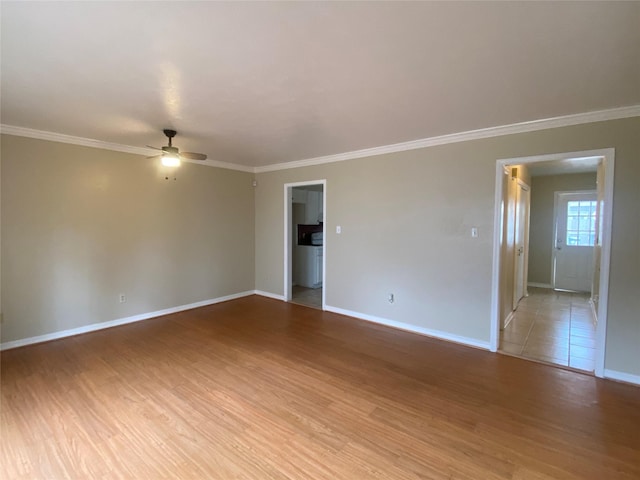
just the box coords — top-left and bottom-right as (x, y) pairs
(163, 129), (177, 138)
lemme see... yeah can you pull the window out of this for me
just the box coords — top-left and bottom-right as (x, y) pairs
(566, 200), (596, 246)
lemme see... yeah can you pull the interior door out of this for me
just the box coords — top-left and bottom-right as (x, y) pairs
(554, 191), (597, 292)
(513, 182), (529, 309)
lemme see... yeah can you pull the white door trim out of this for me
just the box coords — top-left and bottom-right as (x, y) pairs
(490, 148), (614, 379)
(283, 180), (327, 309)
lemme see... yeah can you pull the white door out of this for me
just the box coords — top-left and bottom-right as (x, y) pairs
(513, 183), (530, 309)
(554, 191), (597, 292)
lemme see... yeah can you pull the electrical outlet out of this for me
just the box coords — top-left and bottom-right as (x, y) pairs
(119, 294), (126, 303)
(388, 293), (395, 304)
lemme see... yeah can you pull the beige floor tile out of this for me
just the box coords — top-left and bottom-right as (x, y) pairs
(527, 325), (570, 341)
(531, 319), (570, 329)
(571, 297), (591, 306)
(535, 313), (570, 321)
(291, 286), (322, 309)
(571, 304), (592, 312)
(515, 302), (538, 311)
(499, 340), (523, 355)
(569, 326), (596, 339)
(507, 288), (595, 372)
(522, 343), (569, 362)
(521, 352), (569, 367)
(537, 313), (571, 323)
(539, 299), (571, 307)
(511, 311), (538, 322)
(527, 335), (570, 348)
(570, 336), (596, 348)
(569, 356), (595, 371)
(571, 315), (595, 325)
(501, 330), (529, 345)
(569, 345), (595, 360)
(504, 320), (534, 334)
(571, 319), (595, 329)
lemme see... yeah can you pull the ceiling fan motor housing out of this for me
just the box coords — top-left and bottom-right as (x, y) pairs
(162, 146), (179, 155)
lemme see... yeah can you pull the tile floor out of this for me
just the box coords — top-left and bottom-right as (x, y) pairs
(291, 286), (322, 309)
(499, 287), (596, 372)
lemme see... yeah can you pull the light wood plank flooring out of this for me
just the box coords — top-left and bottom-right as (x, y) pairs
(2, 295), (639, 479)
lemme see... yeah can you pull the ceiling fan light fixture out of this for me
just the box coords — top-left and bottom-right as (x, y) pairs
(161, 153), (180, 167)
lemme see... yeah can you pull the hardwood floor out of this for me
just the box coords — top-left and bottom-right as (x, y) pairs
(2, 295), (639, 479)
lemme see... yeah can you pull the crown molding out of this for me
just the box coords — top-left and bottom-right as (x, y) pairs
(0, 124), (254, 173)
(3, 105), (638, 175)
(0, 124), (157, 156)
(190, 158), (254, 173)
(254, 105), (640, 173)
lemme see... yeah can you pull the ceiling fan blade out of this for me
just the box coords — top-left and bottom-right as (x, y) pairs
(146, 154), (161, 159)
(180, 152), (207, 161)
(146, 145), (163, 150)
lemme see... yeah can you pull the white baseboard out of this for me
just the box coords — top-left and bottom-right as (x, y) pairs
(0, 290), (255, 351)
(254, 290), (286, 301)
(603, 369), (640, 386)
(528, 282), (553, 289)
(324, 305), (490, 350)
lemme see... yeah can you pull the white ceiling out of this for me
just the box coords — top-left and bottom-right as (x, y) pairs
(1, 2), (639, 169)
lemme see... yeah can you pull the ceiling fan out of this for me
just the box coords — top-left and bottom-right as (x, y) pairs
(147, 129), (207, 167)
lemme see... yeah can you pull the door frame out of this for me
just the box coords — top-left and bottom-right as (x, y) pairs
(490, 149), (614, 378)
(283, 180), (327, 309)
(551, 190), (597, 291)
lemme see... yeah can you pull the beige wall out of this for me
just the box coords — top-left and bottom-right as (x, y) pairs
(255, 117), (640, 377)
(1, 135), (255, 343)
(528, 173), (597, 286)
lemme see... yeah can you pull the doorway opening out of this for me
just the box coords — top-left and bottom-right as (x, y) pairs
(490, 149), (614, 378)
(284, 181), (326, 310)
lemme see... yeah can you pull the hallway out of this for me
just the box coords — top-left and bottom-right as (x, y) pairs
(499, 287), (596, 372)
